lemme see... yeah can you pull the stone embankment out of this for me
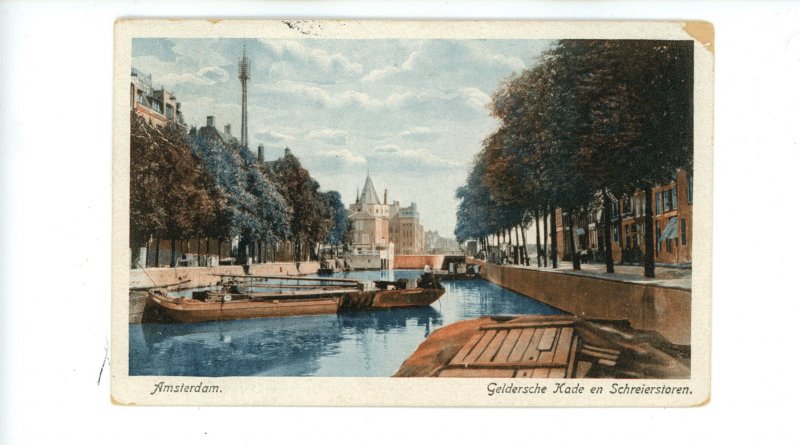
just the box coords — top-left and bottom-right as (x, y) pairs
(393, 255), (445, 270)
(479, 262), (691, 345)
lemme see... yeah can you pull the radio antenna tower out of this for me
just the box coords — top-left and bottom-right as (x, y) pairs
(238, 45), (251, 149)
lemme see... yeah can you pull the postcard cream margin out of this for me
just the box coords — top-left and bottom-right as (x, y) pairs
(111, 19), (713, 406)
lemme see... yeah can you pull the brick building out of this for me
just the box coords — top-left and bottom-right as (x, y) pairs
(130, 67), (184, 128)
(389, 202), (425, 255)
(555, 169), (693, 266)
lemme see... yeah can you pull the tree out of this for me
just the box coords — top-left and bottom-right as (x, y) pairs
(270, 149), (333, 261)
(189, 132), (290, 265)
(324, 191), (349, 256)
(129, 112), (222, 268)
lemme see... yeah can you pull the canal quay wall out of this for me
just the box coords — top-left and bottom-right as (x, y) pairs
(394, 255), (445, 270)
(129, 261), (320, 323)
(480, 262), (691, 345)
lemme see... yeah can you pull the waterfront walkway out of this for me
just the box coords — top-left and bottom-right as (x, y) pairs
(499, 260), (692, 290)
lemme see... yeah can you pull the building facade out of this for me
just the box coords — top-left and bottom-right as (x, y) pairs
(348, 174), (390, 250)
(130, 67), (184, 128)
(555, 169), (694, 266)
(195, 116), (239, 145)
(389, 202), (425, 255)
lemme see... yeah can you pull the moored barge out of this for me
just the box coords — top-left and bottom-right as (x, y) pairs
(148, 272), (445, 323)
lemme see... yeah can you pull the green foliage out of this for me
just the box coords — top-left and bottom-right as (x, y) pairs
(455, 40), (693, 268)
(129, 112), (223, 246)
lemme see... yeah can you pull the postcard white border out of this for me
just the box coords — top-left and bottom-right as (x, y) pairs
(112, 19), (713, 406)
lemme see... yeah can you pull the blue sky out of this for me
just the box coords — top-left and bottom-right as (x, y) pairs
(132, 38), (552, 235)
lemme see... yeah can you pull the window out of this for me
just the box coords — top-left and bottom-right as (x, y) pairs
(672, 187), (678, 211)
(655, 223), (661, 254)
(166, 104), (174, 119)
(666, 237), (673, 253)
(625, 225), (630, 248)
(687, 175), (694, 204)
(681, 219), (687, 246)
(613, 225), (619, 243)
(656, 193), (662, 215)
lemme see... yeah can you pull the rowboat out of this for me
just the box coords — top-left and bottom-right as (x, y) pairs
(148, 273), (446, 323)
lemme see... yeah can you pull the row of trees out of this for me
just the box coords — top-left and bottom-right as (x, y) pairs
(455, 40), (693, 277)
(130, 111), (352, 267)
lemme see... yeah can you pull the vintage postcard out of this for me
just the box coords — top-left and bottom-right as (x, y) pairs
(112, 19), (713, 406)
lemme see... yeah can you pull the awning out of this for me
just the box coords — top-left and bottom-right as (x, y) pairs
(575, 228), (586, 235)
(658, 217), (679, 242)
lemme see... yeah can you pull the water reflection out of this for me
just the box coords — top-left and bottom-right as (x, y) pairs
(130, 270), (560, 376)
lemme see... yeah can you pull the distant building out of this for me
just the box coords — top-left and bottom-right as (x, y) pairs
(347, 174), (393, 269)
(130, 67), (184, 128)
(349, 174), (390, 249)
(197, 116), (239, 145)
(424, 230), (458, 254)
(389, 202), (425, 255)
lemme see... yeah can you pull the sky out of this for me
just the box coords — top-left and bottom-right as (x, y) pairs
(132, 38), (553, 235)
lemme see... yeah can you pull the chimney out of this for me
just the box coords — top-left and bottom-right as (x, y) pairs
(257, 144), (265, 163)
(206, 116), (215, 128)
(224, 124), (231, 135)
(384, 189), (388, 205)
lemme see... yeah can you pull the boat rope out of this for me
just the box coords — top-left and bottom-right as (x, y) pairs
(137, 263), (158, 288)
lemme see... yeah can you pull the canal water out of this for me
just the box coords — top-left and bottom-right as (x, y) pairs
(129, 270), (561, 377)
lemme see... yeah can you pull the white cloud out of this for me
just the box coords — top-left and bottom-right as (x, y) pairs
(255, 80), (383, 110)
(254, 130), (295, 144)
(158, 66), (230, 86)
(374, 144), (400, 153)
(306, 129), (348, 146)
(369, 145), (462, 169)
(260, 39), (363, 77)
(318, 148), (366, 165)
(362, 51), (421, 82)
(459, 87), (492, 110)
(399, 126), (438, 141)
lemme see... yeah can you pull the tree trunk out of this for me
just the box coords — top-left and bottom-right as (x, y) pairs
(542, 210), (548, 267)
(534, 210), (542, 267)
(602, 192), (615, 273)
(617, 205), (625, 265)
(520, 223), (529, 266)
(643, 185), (656, 278)
(550, 206), (558, 269)
(170, 239), (177, 267)
(568, 212), (580, 270)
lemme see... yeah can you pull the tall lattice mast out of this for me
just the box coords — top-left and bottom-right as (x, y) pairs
(238, 45), (251, 149)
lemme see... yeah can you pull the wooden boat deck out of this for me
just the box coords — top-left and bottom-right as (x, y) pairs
(438, 315), (619, 378)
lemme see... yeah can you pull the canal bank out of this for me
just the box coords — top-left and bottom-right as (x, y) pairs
(480, 262), (691, 345)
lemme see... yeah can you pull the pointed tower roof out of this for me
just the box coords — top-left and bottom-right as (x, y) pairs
(359, 174), (382, 205)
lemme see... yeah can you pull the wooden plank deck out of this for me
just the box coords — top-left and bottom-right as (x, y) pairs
(438, 316), (583, 378)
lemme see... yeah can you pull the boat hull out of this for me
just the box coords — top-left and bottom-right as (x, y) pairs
(371, 288), (446, 309)
(149, 293), (341, 323)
